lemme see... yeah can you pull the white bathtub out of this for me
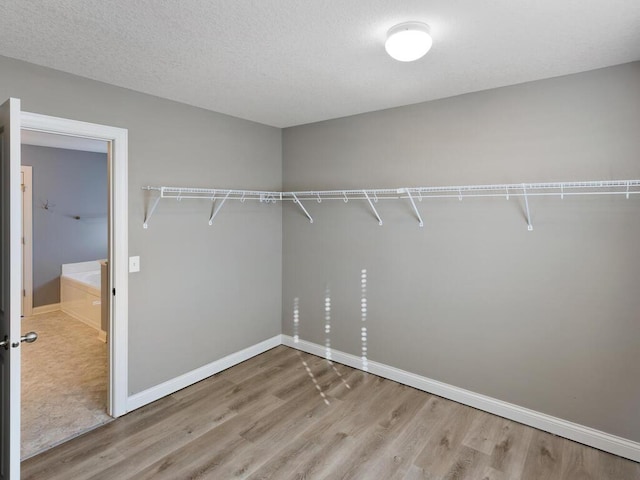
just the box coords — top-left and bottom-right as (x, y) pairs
(64, 270), (101, 289)
(60, 260), (105, 338)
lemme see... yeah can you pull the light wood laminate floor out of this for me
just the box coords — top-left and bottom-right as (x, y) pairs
(22, 346), (640, 479)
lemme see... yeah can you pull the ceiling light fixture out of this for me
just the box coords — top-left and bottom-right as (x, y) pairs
(385, 22), (432, 62)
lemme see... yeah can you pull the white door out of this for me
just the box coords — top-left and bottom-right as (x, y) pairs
(0, 97), (22, 479)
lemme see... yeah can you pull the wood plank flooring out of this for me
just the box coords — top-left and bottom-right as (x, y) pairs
(22, 346), (640, 479)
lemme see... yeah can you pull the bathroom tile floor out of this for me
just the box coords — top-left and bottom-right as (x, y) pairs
(21, 311), (112, 459)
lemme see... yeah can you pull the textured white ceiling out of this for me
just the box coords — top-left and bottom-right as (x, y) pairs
(1, 1), (639, 127)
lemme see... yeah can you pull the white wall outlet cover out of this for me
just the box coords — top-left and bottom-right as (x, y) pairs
(129, 256), (140, 273)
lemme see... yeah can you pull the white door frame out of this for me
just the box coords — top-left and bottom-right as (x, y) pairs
(20, 166), (32, 318)
(21, 112), (128, 417)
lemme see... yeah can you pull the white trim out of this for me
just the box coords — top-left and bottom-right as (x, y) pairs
(21, 166), (33, 317)
(282, 335), (640, 463)
(21, 111), (128, 418)
(31, 303), (61, 315)
(119, 332), (640, 461)
(126, 335), (282, 412)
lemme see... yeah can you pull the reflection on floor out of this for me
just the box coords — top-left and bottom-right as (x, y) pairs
(21, 311), (112, 459)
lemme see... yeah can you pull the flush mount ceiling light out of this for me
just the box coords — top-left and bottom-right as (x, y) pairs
(385, 22), (432, 62)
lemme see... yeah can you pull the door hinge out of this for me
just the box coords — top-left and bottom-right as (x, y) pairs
(112, 288), (116, 296)
(22, 236), (25, 245)
(21, 184), (25, 193)
(23, 289), (26, 297)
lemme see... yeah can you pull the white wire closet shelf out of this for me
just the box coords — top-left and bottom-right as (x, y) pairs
(142, 179), (640, 230)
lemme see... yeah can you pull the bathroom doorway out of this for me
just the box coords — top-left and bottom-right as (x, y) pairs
(20, 131), (112, 458)
(0, 102), (128, 476)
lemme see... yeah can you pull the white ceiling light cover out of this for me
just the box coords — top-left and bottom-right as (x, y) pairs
(385, 22), (433, 62)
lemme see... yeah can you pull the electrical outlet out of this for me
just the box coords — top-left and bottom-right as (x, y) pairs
(129, 256), (140, 273)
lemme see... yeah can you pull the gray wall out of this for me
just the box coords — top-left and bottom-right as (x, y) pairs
(4, 52), (640, 445)
(282, 62), (640, 442)
(0, 54), (282, 395)
(22, 145), (108, 307)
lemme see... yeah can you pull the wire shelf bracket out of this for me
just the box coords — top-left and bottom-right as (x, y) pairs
(363, 190), (383, 226)
(403, 188), (424, 227)
(143, 187), (163, 229)
(208, 191), (231, 225)
(522, 183), (533, 231)
(291, 193), (313, 224)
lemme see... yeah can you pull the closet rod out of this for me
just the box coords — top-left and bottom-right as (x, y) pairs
(141, 179), (640, 228)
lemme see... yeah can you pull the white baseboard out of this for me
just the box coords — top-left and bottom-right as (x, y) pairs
(32, 303), (61, 315)
(122, 333), (640, 462)
(281, 335), (640, 463)
(126, 335), (282, 412)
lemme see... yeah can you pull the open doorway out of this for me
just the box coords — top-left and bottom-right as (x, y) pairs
(20, 131), (111, 458)
(0, 102), (128, 476)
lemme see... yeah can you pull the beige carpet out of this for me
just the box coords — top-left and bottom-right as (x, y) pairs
(21, 311), (112, 459)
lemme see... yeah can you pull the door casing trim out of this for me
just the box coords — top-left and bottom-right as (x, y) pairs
(20, 166), (32, 318)
(21, 112), (128, 417)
